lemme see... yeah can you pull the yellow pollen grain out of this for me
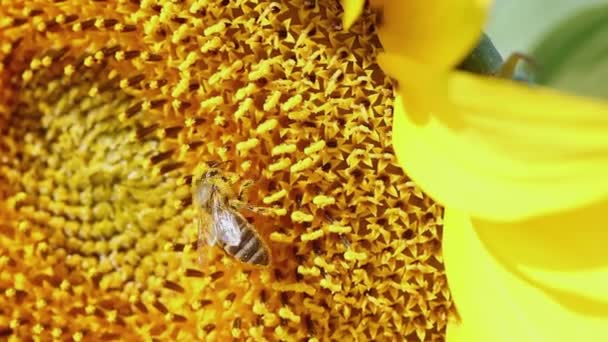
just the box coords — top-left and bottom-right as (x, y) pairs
(64, 65), (75, 76)
(271, 143), (296, 156)
(235, 83), (255, 101)
(278, 306), (301, 323)
(297, 265), (321, 277)
(253, 301), (268, 315)
(14, 273), (25, 290)
(41, 56), (52, 67)
(172, 77), (190, 98)
(35, 298), (47, 309)
(204, 20), (226, 36)
(73, 331), (83, 342)
(22, 70), (33, 82)
(292, 211), (314, 224)
(88, 87), (99, 97)
(344, 250), (368, 262)
(5, 288), (15, 298)
(304, 140), (326, 155)
(300, 229), (324, 241)
(214, 115), (226, 126)
(36, 21), (47, 32)
(94, 18), (105, 29)
(184, 117), (195, 128)
(33, 323), (44, 334)
(326, 224), (352, 234)
(314, 257), (336, 273)
(271, 208), (287, 216)
(94, 51), (104, 60)
(263, 91), (282, 111)
(290, 157), (313, 174)
(268, 158), (291, 172)
(180, 51), (198, 71)
(85, 305), (96, 315)
(255, 118), (278, 135)
(30, 58), (41, 70)
(200, 96), (223, 110)
(263, 189), (287, 204)
(234, 98), (253, 119)
(248, 64), (271, 81)
(312, 195), (335, 207)
(274, 326), (289, 340)
(60, 280), (70, 291)
(320, 278), (341, 293)
(287, 110), (311, 121)
(52, 328), (62, 338)
(236, 138), (259, 154)
(269, 232), (295, 243)
(55, 14), (66, 24)
(84, 56), (95, 67)
(201, 36), (222, 53)
(281, 94), (302, 112)
(172, 24), (190, 44)
(107, 310), (118, 323)
(240, 160), (252, 171)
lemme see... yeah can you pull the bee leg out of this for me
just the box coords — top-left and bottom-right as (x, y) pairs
(238, 179), (254, 200)
(496, 52), (536, 83)
(228, 198), (275, 216)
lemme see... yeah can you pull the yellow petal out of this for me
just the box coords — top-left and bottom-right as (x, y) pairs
(341, 0), (366, 30)
(378, 0), (491, 70)
(389, 67), (608, 221)
(443, 205), (608, 342)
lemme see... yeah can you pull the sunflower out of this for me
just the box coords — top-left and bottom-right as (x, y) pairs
(0, 0), (450, 340)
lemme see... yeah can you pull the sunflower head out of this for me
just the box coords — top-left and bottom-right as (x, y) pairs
(0, 1), (449, 340)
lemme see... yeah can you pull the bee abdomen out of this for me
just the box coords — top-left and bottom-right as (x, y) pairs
(225, 226), (269, 266)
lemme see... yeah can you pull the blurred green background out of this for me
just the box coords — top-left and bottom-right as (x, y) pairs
(486, 0), (607, 56)
(486, 0), (608, 98)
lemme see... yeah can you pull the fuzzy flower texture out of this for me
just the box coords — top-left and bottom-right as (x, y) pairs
(0, 0), (449, 341)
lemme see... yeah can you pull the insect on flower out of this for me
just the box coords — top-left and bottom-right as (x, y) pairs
(192, 162), (272, 267)
(458, 32), (537, 83)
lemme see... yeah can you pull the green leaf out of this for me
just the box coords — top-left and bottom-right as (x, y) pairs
(531, 4), (608, 99)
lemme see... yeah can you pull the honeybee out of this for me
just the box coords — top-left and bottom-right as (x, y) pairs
(192, 165), (271, 266)
(458, 32), (536, 83)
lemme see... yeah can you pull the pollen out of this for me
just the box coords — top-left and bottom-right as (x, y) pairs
(256, 118), (279, 135)
(281, 94), (303, 111)
(290, 157), (314, 174)
(300, 229), (325, 241)
(263, 189), (288, 204)
(291, 211), (315, 223)
(271, 143), (297, 156)
(312, 195), (335, 207)
(236, 138), (260, 154)
(0, 0), (448, 341)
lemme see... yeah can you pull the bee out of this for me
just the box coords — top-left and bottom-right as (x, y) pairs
(192, 164), (271, 266)
(458, 32), (536, 83)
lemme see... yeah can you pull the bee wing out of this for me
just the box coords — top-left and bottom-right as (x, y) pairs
(211, 201), (242, 247)
(196, 209), (217, 248)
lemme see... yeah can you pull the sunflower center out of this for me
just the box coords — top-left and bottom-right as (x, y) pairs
(4, 59), (192, 295)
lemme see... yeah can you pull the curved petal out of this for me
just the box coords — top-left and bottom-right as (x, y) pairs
(340, 0), (366, 30)
(443, 207), (608, 342)
(377, 0), (491, 70)
(385, 54), (608, 221)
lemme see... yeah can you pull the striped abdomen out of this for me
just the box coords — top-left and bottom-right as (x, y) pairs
(222, 213), (270, 266)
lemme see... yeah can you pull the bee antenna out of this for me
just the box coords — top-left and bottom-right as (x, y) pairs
(206, 160), (230, 169)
